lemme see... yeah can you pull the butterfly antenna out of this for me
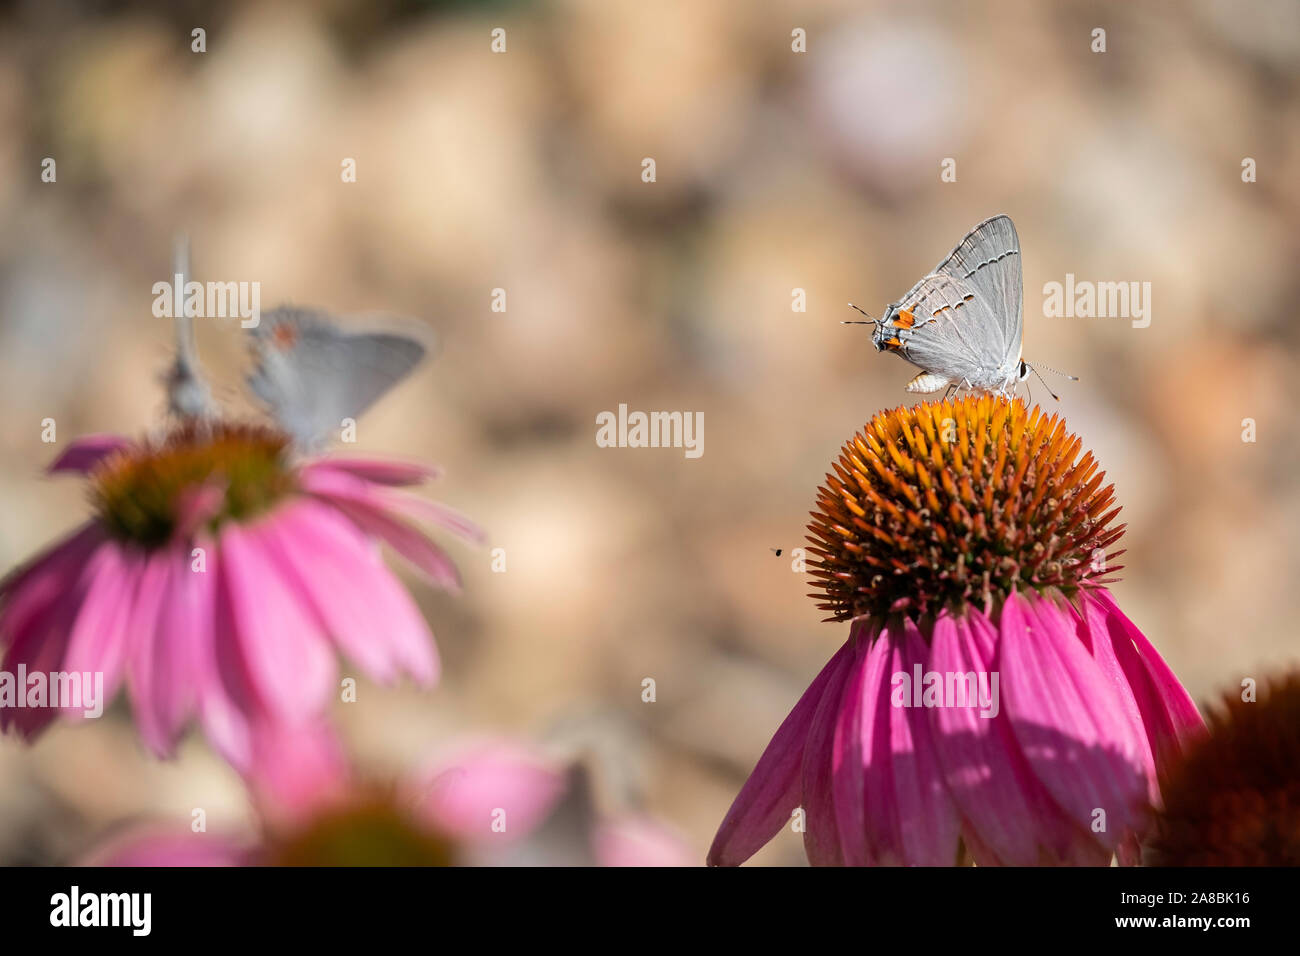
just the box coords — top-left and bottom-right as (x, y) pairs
(842, 302), (877, 325)
(164, 233), (215, 420)
(1036, 363), (1079, 382)
(172, 235), (194, 364)
(1029, 364), (1061, 402)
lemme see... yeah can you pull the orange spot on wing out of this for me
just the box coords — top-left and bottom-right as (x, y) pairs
(272, 324), (299, 349)
(894, 309), (915, 329)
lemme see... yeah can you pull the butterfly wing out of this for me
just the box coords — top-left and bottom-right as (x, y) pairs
(248, 307), (431, 449)
(878, 216), (1023, 386)
(931, 214), (1023, 367)
(878, 272), (999, 383)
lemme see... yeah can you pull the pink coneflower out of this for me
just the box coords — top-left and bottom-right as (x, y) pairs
(709, 397), (1204, 866)
(415, 741), (693, 866)
(0, 421), (481, 774)
(86, 737), (692, 867)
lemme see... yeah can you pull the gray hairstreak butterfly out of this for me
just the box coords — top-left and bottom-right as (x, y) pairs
(845, 214), (1075, 399)
(157, 238), (431, 449)
(246, 306), (435, 451)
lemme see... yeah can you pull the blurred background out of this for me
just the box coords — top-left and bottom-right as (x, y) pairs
(1, 0), (1298, 865)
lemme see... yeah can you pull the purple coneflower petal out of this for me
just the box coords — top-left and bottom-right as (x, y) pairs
(1075, 592), (1159, 804)
(377, 492), (487, 545)
(196, 643), (255, 772)
(0, 522), (104, 640)
(0, 599), (77, 737)
(1085, 588), (1204, 771)
(859, 630), (907, 864)
(124, 552), (180, 754)
(929, 609), (1041, 865)
(148, 546), (212, 750)
(1000, 591), (1148, 850)
(258, 500), (439, 685)
(127, 546), (215, 755)
(214, 521), (337, 724)
(883, 619), (960, 865)
(707, 640), (854, 867)
(416, 742), (566, 844)
(83, 827), (248, 867)
(801, 639), (857, 866)
(301, 457), (442, 487)
(957, 822), (1007, 866)
(342, 541), (441, 686)
(244, 719), (351, 824)
(60, 542), (137, 705)
(1, 529), (111, 737)
(831, 622), (883, 866)
(981, 603), (1109, 867)
(300, 468), (463, 592)
(61, 541), (133, 676)
(338, 502), (462, 592)
(45, 434), (130, 475)
(593, 816), (694, 867)
(1116, 832), (1142, 867)
(159, 527), (255, 770)
(285, 501), (441, 686)
(853, 628), (900, 865)
(258, 501), (401, 682)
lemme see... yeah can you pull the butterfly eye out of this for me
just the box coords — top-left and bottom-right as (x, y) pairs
(1019, 361), (1030, 379)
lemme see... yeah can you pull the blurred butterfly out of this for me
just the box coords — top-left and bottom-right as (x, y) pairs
(247, 307), (435, 451)
(770, 548), (783, 556)
(845, 214), (1074, 399)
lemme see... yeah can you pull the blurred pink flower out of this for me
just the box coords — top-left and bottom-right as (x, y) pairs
(710, 399), (1203, 866)
(415, 741), (568, 843)
(413, 741), (694, 866)
(88, 738), (692, 867)
(594, 815), (697, 868)
(0, 423), (481, 776)
(83, 828), (252, 867)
